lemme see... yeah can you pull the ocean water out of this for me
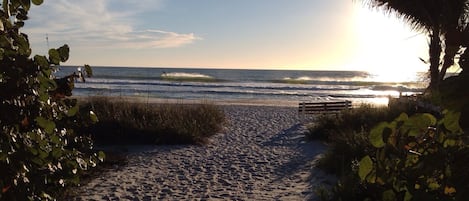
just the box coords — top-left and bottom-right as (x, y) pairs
(55, 66), (428, 106)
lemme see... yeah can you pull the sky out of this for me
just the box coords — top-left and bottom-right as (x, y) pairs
(24, 0), (430, 72)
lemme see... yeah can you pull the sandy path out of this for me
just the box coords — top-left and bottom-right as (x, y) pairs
(72, 106), (329, 201)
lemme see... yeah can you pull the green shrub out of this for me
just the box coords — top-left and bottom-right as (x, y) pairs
(357, 111), (469, 201)
(309, 105), (393, 176)
(310, 102), (447, 200)
(306, 115), (340, 141)
(317, 130), (372, 175)
(80, 97), (226, 145)
(0, 1), (101, 200)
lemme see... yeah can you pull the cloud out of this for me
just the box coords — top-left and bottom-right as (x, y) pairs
(125, 30), (201, 48)
(24, 0), (200, 49)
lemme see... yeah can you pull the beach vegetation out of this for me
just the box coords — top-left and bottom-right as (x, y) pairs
(311, 98), (469, 200)
(308, 103), (416, 178)
(0, 0), (102, 200)
(356, 110), (469, 200)
(80, 97), (226, 145)
(307, 103), (413, 141)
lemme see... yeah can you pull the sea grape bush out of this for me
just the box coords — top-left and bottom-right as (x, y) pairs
(358, 110), (468, 201)
(0, 0), (102, 200)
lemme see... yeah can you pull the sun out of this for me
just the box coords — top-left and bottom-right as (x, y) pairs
(350, 4), (429, 75)
(366, 69), (423, 83)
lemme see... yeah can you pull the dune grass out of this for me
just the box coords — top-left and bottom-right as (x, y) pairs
(306, 104), (397, 181)
(307, 96), (435, 142)
(306, 104), (393, 141)
(62, 96), (227, 199)
(80, 97), (226, 145)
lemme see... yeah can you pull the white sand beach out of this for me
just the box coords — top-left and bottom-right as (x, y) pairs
(71, 105), (333, 201)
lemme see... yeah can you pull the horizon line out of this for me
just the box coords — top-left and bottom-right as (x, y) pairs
(61, 64), (374, 72)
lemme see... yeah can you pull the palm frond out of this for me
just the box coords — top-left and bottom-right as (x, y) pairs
(461, 1), (469, 30)
(362, 0), (469, 33)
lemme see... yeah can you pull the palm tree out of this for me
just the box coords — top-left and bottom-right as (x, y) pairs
(361, 0), (469, 92)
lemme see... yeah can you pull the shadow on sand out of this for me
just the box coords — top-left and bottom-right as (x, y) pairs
(262, 123), (335, 200)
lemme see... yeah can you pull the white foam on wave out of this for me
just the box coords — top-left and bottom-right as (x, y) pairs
(282, 75), (373, 82)
(161, 72), (213, 79)
(282, 76), (312, 81)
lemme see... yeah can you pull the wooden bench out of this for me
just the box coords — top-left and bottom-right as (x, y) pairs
(298, 100), (352, 119)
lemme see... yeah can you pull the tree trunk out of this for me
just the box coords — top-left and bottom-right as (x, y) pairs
(440, 45), (458, 81)
(440, 28), (462, 81)
(460, 48), (469, 76)
(428, 27), (442, 93)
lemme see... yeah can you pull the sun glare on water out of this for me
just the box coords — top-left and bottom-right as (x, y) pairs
(366, 69), (423, 83)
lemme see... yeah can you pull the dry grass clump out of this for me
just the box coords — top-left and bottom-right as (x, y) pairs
(80, 97), (226, 145)
(306, 104), (391, 141)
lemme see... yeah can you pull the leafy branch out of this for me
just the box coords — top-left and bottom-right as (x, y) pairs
(1, 1), (102, 200)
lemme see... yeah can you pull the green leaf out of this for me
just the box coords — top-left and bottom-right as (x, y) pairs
(404, 191), (412, 201)
(16, 34), (31, 56)
(31, 157), (44, 166)
(90, 111), (98, 123)
(68, 175), (80, 185)
(369, 122), (388, 148)
(382, 190), (396, 201)
(84, 64), (93, 77)
(428, 181), (440, 190)
(32, 0), (43, 5)
(38, 73), (57, 90)
(0, 49), (4, 60)
(57, 44), (69, 62)
(39, 91), (49, 102)
(15, 21), (25, 28)
(48, 49), (60, 65)
(445, 165), (452, 177)
(19, 0), (31, 11)
(395, 113), (409, 122)
(423, 113), (437, 125)
(29, 147), (38, 155)
(390, 113), (408, 128)
(2, 1), (9, 17)
(359, 156), (373, 181)
(442, 110), (462, 133)
(444, 139), (457, 147)
(38, 149), (49, 159)
(36, 116), (56, 134)
(50, 135), (60, 144)
(51, 148), (62, 158)
(98, 151), (105, 162)
(67, 104), (79, 117)
(42, 68), (52, 78)
(0, 152), (8, 161)
(34, 55), (49, 69)
(402, 113), (436, 137)
(0, 35), (12, 47)
(41, 192), (53, 200)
